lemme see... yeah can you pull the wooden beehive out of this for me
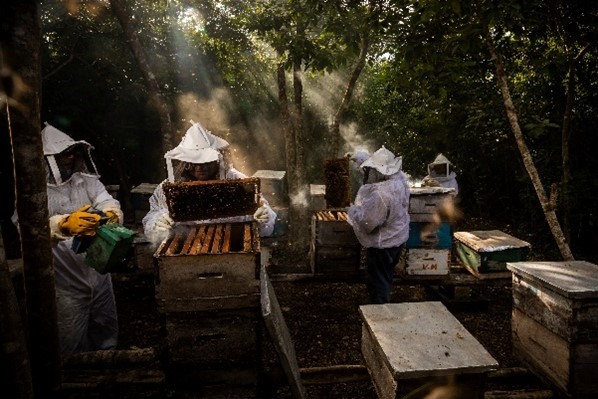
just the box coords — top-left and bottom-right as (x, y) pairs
(163, 177), (260, 222)
(252, 170), (287, 207)
(408, 186), (455, 223)
(507, 261), (598, 398)
(324, 158), (351, 208)
(310, 184), (326, 212)
(154, 222), (260, 313)
(405, 222), (452, 249)
(130, 182), (158, 224)
(359, 302), (498, 399)
(165, 309), (260, 367)
(310, 210), (361, 275)
(455, 230), (530, 279)
(398, 248), (450, 276)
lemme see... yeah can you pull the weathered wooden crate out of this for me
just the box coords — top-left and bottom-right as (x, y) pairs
(310, 184), (326, 212)
(359, 302), (498, 399)
(309, 210), (362, 275)
(405, 222), (452, 249)
(155, 222), (260, 313)
(507, 261), (598, 398)
(252, 170), (287, 207)
(165, 309), (260, 367)
(408, 187), (455, 223)
(397, 248), (450, 276)
(454, 230), (530, 279)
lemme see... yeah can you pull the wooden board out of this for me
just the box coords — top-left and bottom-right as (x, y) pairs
(403, 248), (450, 276)
(454, 230), (530, 253)
(260, 265), (306, 399)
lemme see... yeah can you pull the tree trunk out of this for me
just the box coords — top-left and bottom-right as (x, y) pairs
(292, 58), (306, 189)
(278, 62), (296, 195)
(0, 227), (33, 398)
(561, 43), (591, 244)
(330, 34), (370, 157)
(109, 0), (174, 168)
(2, 1), (62, 396)
(486, 34), (574, 261)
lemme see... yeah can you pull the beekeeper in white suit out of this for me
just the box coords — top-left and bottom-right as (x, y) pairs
(347, 146), (410, 304)
(13, 122), (123, 354)
(423, 153), (458, 195)
(143, 121), (276, 241)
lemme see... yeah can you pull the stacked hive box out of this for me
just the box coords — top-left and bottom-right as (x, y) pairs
(155, 179), (263, 395)
(507, 261), (598, 398)
(310, 210), (361, 275)
(130, 183), (158, 225)
(400, 187), (455, 277)
(155, 222), (262, 393)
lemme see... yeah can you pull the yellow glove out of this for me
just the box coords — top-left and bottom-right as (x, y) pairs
(104, 210), (120, 224)
(59, 205), (102, 236)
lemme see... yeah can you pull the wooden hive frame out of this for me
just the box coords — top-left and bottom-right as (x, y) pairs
(163, 177), (260, 222)
(324, 158), (351, 208)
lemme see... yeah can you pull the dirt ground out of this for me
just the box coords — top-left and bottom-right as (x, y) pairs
(111, 237), (556, 399)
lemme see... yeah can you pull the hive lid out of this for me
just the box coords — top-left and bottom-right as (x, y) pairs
(410, 186), (455, 195)
(454, 230), (531, 252)
(507, 261), (598, 299)
(252, 170), (286, 180)
(163, 177), (260, 222)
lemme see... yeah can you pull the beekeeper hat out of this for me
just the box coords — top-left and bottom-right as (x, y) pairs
(360, 146), (402, 176)
(164, 124), (220, 164)
(41, 122), (93, 155)
(431, 153), (451, 165)
(188, 120), (230, 150)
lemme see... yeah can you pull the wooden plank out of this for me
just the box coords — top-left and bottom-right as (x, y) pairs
(221, 224), (232, 253)
(243, 224), (252, 252)
(200, 225), (215, 254)
(260, 265), (306, 399)
(211, 224), (224, 253)
(165, 232), (183, 256)
(361, 324), (397, 399)
(188, 225), (207, 255)
(180, 227), (197, 255)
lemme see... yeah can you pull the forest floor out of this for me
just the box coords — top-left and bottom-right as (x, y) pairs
(110, 229), (561, 399)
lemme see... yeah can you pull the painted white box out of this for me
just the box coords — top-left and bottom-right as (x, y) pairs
(402, 248), (450, 276)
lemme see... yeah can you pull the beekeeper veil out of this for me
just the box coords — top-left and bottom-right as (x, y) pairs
(42, 122), (99, 186)
(164, 122), (224, 182)
(427, 153), (452, 179)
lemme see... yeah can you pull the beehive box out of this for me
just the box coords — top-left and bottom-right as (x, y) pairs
(155, 222), (260, 313)
(408, 187), (455, 223)
(359, 302), (498, 399)
(454, 230), (530, 279)
(165, 309), (260, 367)
(405, 222), (452, 249)
(252, 170), (287, 207)
(310, 210), (362, 275)
(507, 261), (598, 398)
(398, 248), (450, 276)
(310, 184), (326, 212)
(324, 158), (351, 208)
(163, 178), (260, 222)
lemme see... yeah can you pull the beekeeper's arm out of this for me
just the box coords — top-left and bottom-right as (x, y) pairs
(142, 182), (175, 237)
(87, 178), (123, 223)
(347, 186), (388, 235)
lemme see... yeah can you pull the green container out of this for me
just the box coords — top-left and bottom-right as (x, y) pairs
(85, 224), (134, 274)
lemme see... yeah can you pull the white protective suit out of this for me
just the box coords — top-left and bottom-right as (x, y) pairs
(348, 147), (410, 248)
(424, 153), (458, 195)
(43, 123), (121, 354)
(143, 122), (276, 241)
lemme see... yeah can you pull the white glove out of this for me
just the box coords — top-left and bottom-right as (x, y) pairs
(253, 204), (270, 224)
(155, 213), (175, 232)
